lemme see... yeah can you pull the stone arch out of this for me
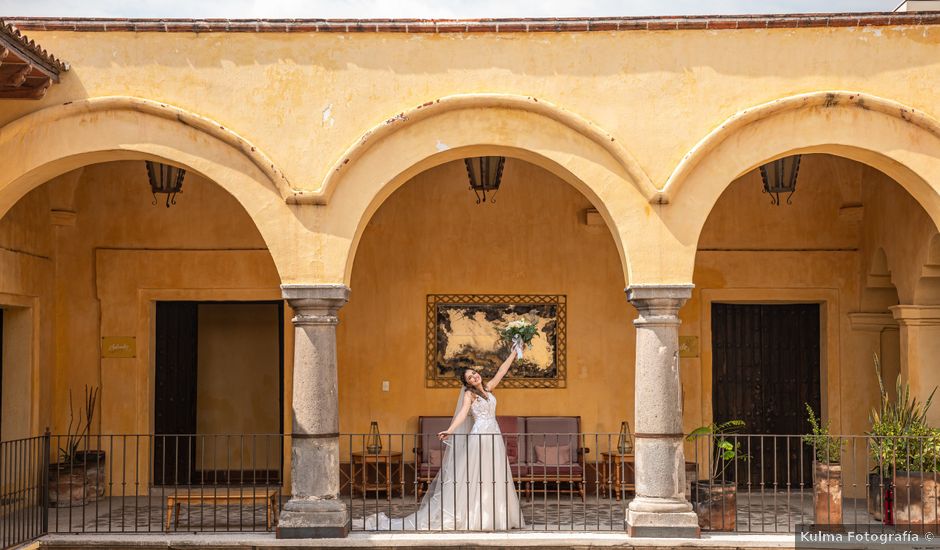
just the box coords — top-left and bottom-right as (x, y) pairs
(0, 96), (299, 281)
(660, 91), (940, 281)
(318, 94), (659, 286)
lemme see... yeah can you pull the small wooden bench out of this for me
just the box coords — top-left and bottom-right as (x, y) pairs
(164, 488), (279, 531)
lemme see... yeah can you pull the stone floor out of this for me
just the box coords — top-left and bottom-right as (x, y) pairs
(38, 490), (880, 534)
(39, 532), (799, 549)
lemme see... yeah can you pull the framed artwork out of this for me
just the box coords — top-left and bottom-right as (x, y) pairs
(425, 294), (566, 389)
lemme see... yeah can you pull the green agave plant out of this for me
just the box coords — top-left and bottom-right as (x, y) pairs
(868, 354), (940, 476)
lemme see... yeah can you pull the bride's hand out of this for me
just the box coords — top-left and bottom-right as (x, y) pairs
(437, 431), (450, 441)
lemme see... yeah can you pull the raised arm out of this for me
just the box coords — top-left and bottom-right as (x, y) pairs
(485, 348), (518, 392)
(438, 392), (474, 440)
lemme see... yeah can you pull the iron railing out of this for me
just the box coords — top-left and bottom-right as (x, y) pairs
(43, 433), (285, 536)
(687, 433), (940, 534)
(4, 431), (938, 540)
(0, 435), (47, 548)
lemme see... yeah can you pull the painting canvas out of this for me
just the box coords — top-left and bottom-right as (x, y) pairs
(426, 294), (566, 389)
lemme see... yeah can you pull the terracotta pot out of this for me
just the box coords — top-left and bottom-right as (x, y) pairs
(48, 450), (106, 507)
(813, 461), (843, 526)
(893, 470), (939, 532)
(691, 480), (736, 531)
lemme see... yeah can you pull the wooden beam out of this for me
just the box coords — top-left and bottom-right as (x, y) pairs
(0, 63), (31, 87)
(0, 76), (50, 99)
(4, 63), (31, 87)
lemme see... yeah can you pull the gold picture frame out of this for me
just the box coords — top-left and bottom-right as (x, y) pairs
(425, 294), (567, 389)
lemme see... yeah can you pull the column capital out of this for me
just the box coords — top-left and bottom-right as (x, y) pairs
(890, 305), (940, 327)
(848, 312), (899, 332)
(626, 284), (693, 326)
(281, 284), (350, 326)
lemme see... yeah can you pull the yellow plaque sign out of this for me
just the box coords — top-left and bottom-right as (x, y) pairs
(678, 336), (699, 358)
(101, 337), (136, 358)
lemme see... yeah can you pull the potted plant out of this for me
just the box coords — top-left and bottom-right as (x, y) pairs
(687, 420), (748, 531)
(802, 403), (843, 527)
(48, 386), (106, 507)
(867, 354), (940, 529)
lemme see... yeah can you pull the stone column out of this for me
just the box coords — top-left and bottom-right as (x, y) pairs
(625, 284), (700, 538)
(891, 305), (940, 426)
(277, 284), (350, 539)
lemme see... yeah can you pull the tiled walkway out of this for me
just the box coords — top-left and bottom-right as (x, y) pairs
(41, 490), (880, 534)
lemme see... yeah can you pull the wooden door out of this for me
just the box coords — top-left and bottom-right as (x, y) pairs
(711, 303), (821, 488)
(1, 309), (3, 442)
(153, 302), (198, 485)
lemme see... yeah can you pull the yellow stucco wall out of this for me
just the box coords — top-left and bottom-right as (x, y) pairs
(197, 303), (281, 437)
(196, 303), (282, 471)
(0, 178), (53, 438)
(0, 26), (938, 285)
(48, 162), (281, 433)
(0, 23), (939, 492)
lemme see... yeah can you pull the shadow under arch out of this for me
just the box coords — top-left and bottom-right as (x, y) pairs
(659, 91), (940, 280)
(0, 96), (297, 281)
(320, 94), (659, 286)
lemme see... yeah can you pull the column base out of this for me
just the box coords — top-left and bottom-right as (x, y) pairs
(276, 498), (350, 539)
(626, 497), (700, 538)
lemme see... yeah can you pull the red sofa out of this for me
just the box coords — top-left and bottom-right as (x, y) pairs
(415, 415), (588, 500)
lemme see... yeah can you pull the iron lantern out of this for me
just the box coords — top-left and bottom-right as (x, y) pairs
(759, 155), (801, 206)
(145, 160), (186, 208)
(617, 421), (634, 455)
(464, 156), (505, 204)
(366, 421), (383, 455)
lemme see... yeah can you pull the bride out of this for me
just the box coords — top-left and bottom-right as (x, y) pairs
(364, 345), (526, 531)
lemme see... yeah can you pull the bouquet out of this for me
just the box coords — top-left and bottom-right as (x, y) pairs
(499, 319), (539, 360)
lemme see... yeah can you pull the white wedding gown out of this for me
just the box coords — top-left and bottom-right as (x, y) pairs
(364, 391), (525, 530)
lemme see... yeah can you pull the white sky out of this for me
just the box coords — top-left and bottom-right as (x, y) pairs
(0, 0), (906, 19)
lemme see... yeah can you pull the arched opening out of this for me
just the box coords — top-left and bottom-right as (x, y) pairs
(338, 156), (634, 528)
(685, 151), (938, 525)
(0, 156), (289, 512)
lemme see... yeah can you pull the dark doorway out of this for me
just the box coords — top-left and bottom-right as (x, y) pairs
(153, 302), (198, 485)
(711, 303), (821, 488)
(153, 301), (284, 486)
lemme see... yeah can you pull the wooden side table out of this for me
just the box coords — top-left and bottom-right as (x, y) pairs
(350, 451), (403, 500)
(601, 452), (635, 501)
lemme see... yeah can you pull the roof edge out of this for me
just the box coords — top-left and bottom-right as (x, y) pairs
(0, 21), (68, 74)
(4, 12), (940, 33)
